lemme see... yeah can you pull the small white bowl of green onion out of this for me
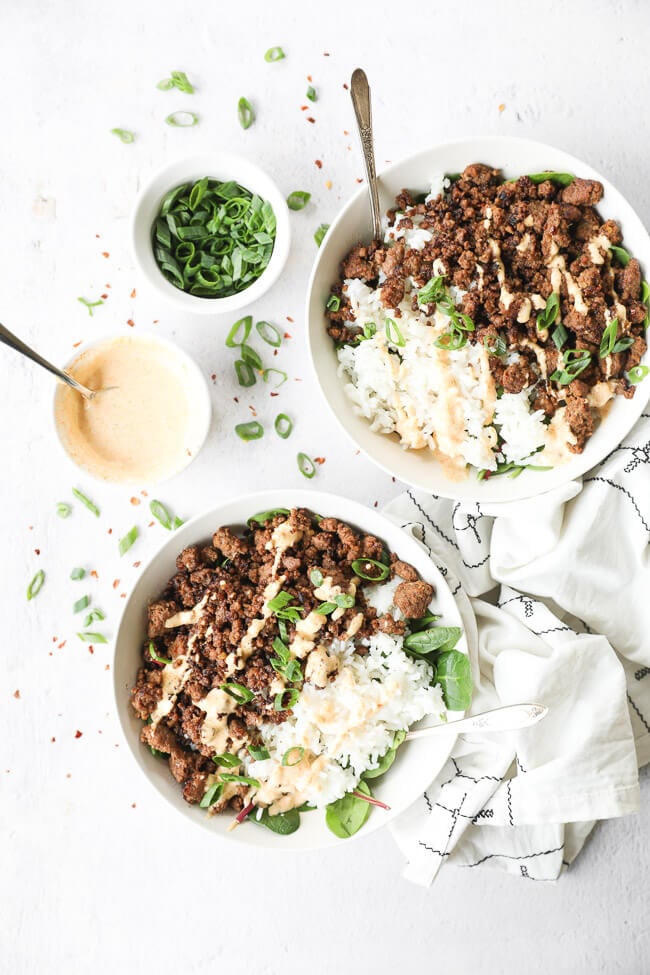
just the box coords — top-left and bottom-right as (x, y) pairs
(132, 153), (290, 315)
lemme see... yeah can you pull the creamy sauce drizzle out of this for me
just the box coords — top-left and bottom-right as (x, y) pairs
(151, 655), (192, 726)
(54, 336), (198, 483)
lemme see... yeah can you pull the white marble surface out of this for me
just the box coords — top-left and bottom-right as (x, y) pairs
(1, 1), (649, 971)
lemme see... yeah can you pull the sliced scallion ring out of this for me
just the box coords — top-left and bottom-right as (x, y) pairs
(627, 364), (649, 385)
(274, 413), (293, 439)
(263, 368), (288, 387)
(220, 681), (254, 704)
(226, 316), (253, 348)
(248, 745), (270, 760)
(165, 110), (199, 127)
(274, 688), (300, 711)
(26, 570), (45, 601)
(256, 320), (282, 347)
(282, 746), (305, 767)
(351, 558), (390, 582)
(212, 753), (241, 768)
(385, 318), (405, 347)
(264, 46), (285, 62)
(297, 452), (316, 479)
(238, 97), (254, 129)
(235, 421), (264, 441)
(219, 773), (261, 787)
(110, 128), (135, 143)
(149, 641), (172, 666)
(235, 359), (256, 387)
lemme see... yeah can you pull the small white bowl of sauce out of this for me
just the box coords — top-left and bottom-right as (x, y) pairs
(53, 334), (212, 485)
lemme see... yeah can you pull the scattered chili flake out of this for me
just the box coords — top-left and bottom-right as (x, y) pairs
(148, 521), (155, 528)
(13, 689), (20, 699)
(105, 283), (111, 288)
(130, 288), (137, 298)
(88, 646), (94, 654)
(270, 392), (279, 397)
(391, 476), (396, 483)
(105, 664), (110, 671)
(51, 737), (56, 742)
(133, 561), (141, 568)
(284, 332), (292, 339)
(210, 373), (217, 382)
(120, 593), (127, 599)
(140, 489), (149, 497)
(102, 251), (109, 258)
(153, 319), (159, 324)
(112, 579), (120, 589)
(325, 180), (332, 190)
(374, 501), (378, 508)
(107, 528), (113, 534)
(58, 641), (66, 649)
(306, 117), (316, 124)
(28, 525), (33, 530)
(323, 52), (330, 56)
(101, 293), (108, 300)
(34, 548), (40, 555)
(130, 496), (140, 505)
(72, 341), (82, 348)
(314, 457), (326, 465)
(95, 234), (100, 238)
(127, 319), (135, 327)
(66, 773), (72, 778)
(343, 130), (349, 135)
(233, 396), (239, 404)
(343, 83), (349, 90)
(356, 177), (363, 183)
(315, 159), (323, 169)
(498, 103), (506, 113)
(75, 730), (82, 739)
(300, 105), (308, 111)
(249, 405), (258, 417)
(90, 570), (98, 579)
(307, 74), (312, 82)
(131, 803), (137, 809)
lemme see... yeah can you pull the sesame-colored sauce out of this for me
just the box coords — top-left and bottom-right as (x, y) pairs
(54, 336), (197, 483)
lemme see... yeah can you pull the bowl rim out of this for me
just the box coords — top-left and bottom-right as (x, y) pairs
(130, 151), (291, 316)
(112, 488), (467, 851)
(305, 134), (650, 503)
(52, 330), (213, 486)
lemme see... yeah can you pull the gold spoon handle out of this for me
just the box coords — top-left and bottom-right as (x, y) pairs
(0, 322), (95, 400)
(350, 67), (382, 241)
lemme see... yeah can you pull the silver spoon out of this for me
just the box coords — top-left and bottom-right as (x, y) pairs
(0, 323), (101, 401)
(405, 703), (548, 741)
(350, 67), (382, 241)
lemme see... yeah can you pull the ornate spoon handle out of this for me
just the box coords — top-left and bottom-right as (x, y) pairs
(350, 68), (382, 241)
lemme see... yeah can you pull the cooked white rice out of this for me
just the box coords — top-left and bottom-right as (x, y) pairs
(337, 179), (575, 476)
(244, 584), (445, 810)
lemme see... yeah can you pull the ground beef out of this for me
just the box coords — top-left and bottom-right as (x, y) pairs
(130, 509), (436, 813)
(326, 163), (648, 460)
(393, 581), (435, 619)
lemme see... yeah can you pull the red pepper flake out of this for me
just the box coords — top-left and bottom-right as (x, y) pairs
(152, 319), (159, 324)
(186, 449), (192, 457)
(74, 730), (83, 739)
(306, 117), (316, 124)
(13, 689), (20, 699)
(112, 579), (120, 589)
(102, 251), (109, 258)
(90, 570), (98, 579)
(133, 561), (141, 568)
(120, 593), (127, 599)
(52, 636), (57, 643)
(58, 641), (66, 649)
(249, 405), (258, 417)
(130, 496), (140, 505)
(210, 373), (217, 382)
(374, 501), (378, 508)
(105, 283), (112, 289)
(300, 105), (308, 111)
(307, 74), (312, 82)
(286, 315), (295, 323)
(284, 332), (292, 339)
(343, 130), (349, 135)
(356, 178), (363, 183)
(126, 319), (135, 328)
(498, 103), (506, 113)
(105, 664), (110, 671)
(343, 83), (349, 90)
(51, 737), (56, 742)
(148, 521), (155, 528)
(95, 234), (101, 238)
(131, 803), (137, 809)
(130, 288), (137, 298)
(34, 548), (40, 555)
(66, 773), (72, 778)
(323, 52), (330, 56)
(101, 293), (108, 300)
(72, 341), (82, 348)
(140, 489), (149, 497)
(88, 646), (94, 654)
(233, 396), (239, 404)
(107, 528), (113, 535)
(270, 391), (279, 397)
(391, 476), (396, 483)
(314, 457), (326, 465)
(325, 180), (332, 190)
(315, 159), (323, 169)
(28, 525), (33, 530)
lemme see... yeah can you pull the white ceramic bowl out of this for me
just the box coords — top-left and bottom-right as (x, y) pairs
(53, 332), (212, 485)
(306, 136), (650, 502)
(132, 153), (291, 315)
(113, 489), (468, 851)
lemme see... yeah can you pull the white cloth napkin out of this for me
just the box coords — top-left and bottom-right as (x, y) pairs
(383, 411), (650, 886)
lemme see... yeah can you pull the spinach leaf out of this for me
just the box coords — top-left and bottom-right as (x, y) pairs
(326, 781), (372, 838)
(363, 730), (406, 780)
(436, 649), (472, 711)
(403, 625), (462, 657)
(253, 807), (301, 835)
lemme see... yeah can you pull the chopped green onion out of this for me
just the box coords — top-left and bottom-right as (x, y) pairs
(306, 85), (317, 102)
(268, 591), (295, 612)
(118, 526), (138, 556)
(537, 292), (560, 332)
(200, 782), (223, 808)
(326, 294), (340, 311)
(150, 500), (183, 530)
(165, 111), (199, 127)
(240, 344), (263, 370)
(110, 128), (135, 143)
(550, 348), (591, 385)
(84, 609), (105, 626)
(314, 223), (329, 247)
(218, 773), (260, 787)
(263, 368), (288, 387)
(362, 322), (377, 340)
(157, 70), (195, 93)
(282, 746), (305, 767)
(434, 331), (468, 351)
(256, 320), (282, 346)
(56, 502), (72, 518)
(247, 508), (290, 527)
(274, 688), (300, 711)
(483, 334), (506, 357)
(226, 316), (253, 348)
(235, 421), (264, 441)
(609, 245), (631, 266)
(417, 275), (446, 305)
(72, 488), (100, 517)
(274, 413), (293, 439)
(77, 632), (108, 644)
(385, 318), (405, 347)
(335, 593), (355, 608)
(627, 364), (649, 385)
(220, 681), (254, 704)
(77, 297), (103, 317)
(287, 191), (311, 211)
(26, 570), (45, 601)
(264, 46), (285, 62)
(73, 595), (90, 614)
(248, 745), (270, 760)
(238, 97), (254, 129)
(351, 558), (390, 582)
(212, 753), (241, 768)
(552, 324), (568, 350)
(70, 567), (85, 580)
(235, 360), (256, 387)
(315, 602), (336, 615)
(309, 568), (324, 586)
(297, 452), (316, 479)
(149, 641), (172, 665)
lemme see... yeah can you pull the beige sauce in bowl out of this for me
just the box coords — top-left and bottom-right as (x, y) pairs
(54, 336), (209, 483)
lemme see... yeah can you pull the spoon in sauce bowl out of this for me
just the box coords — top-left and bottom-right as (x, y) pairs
(0, 322), (112, 400)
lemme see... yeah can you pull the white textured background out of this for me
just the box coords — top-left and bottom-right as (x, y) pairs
(1, 1), (649, 972)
